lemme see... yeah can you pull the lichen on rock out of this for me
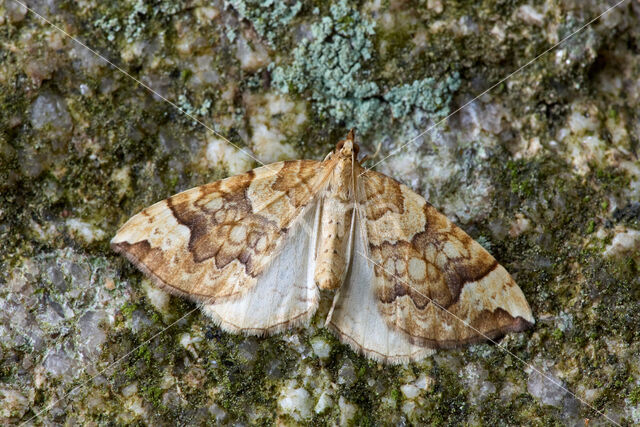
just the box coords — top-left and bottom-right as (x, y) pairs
(271, 0), (460, 134)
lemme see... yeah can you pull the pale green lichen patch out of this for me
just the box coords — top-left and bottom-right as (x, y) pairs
(226, 0), (302, 44)
(270, 0), (460, 134)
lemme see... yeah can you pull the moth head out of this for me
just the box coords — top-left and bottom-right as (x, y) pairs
(335, 129), (359, 159)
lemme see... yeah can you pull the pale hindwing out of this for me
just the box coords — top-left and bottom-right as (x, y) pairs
(202, 199), (321, 334)
(359, 170), (534, 350)
(326, 208), (435, 364)
(111, 160), (326, 303)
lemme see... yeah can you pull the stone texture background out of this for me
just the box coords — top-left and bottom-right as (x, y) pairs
(1, 0), (639, 424)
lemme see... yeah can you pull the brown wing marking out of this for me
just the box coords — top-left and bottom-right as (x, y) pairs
(361, 170), (534, 349)
(111, 160), (326, 302)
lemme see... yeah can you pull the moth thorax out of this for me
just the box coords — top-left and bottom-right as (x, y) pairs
(340, 140), (354, 157)
(335, 131), (359, 158)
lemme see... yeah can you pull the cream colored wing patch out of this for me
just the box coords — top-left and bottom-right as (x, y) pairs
(202, 199), (321, 335)
(357, 170), (534, 350)
(327, 210), (435, 364)
(111, 160), (326, 303)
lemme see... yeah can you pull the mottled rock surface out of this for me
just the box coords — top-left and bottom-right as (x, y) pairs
(1, 0), (639, 425)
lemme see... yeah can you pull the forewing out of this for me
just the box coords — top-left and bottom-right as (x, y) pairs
(202, 197), (321, 335)
(111, 160), (325, 302)
(342, 170), (533, 355)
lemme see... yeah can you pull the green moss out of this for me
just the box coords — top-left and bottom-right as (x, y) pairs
(629, 386), (640, 405)
(150, 311), (161, 324)
(585, 255), (639, 343)
(585, 219), (595, 234)
(125, 365), (137, 380)
(390, 388), (400, 403)
(120, 302), (138, 318)
(423, 364), (469, 424)
(506, 159), (538, 198)
(137, 344), (153, 366)
(551, 328), (563, 340)
(476, 142), (639, 418)
(142, 384), (164, 407)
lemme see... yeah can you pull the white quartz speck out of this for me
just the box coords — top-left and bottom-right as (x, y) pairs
(605, 228), (640, 258)
(314, 391), (333, 414)
(245, 92), (306, 163)
(142, 280), (170, 314)
(401, 383), (420, 399)
(208, 403), (228, 423)
(179, 333), (202, 358)
(235, 33), (269, 71)
(125, 395), (147, 418)
(43, 348), (78, 380)
(517, 5), (545, 26)
(527, 369), (566, 407)
(30, 92), (73, 141)
(195, 6), (220, 23)
(310, 337), (331, 360)
(205, 136), (254, 176)
(338, 396), (356, 425)
(78, 310), (107, 355)
(66, 218), (106, 244)
(250, 121), (297, 163)
(0, 387), (30, 419)
(122, 383), (138, 398)
(278, 381), (313, 421)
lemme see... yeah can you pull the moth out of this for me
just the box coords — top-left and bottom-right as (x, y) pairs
(111, 131), (534, 363)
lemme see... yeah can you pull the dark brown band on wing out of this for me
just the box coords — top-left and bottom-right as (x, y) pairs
(165, 163), (318, 272)
(165, 184), (279, 274)
(410, 203), (502, 306)
(444, 259), (499, 306)
(166, 182), (254, 265)
(373, 239), (499, 310)
(400, 308), (533, 349)
(111, 240), (217, 301)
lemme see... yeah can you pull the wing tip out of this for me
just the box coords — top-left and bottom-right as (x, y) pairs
(110, 237), (126, 253)
(111, 238), (215, 303)
(511, 314), (535, 331)
(403, 311), (535, 351)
